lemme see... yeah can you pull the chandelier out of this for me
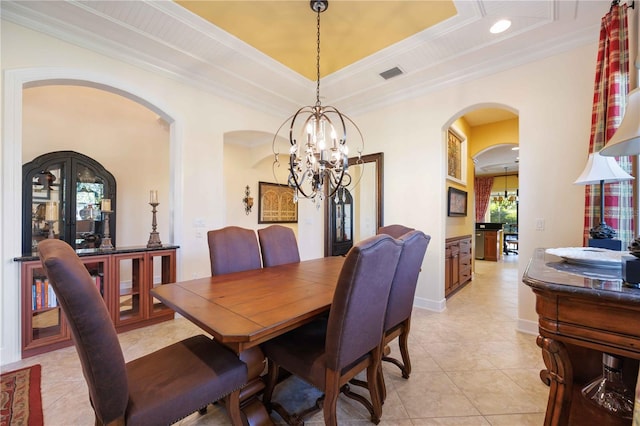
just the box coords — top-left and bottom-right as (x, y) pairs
(493, 167), (517, 205)
(272, 0), (363, 202)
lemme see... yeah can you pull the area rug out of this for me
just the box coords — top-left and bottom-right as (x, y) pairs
(0, 364), (43, 426)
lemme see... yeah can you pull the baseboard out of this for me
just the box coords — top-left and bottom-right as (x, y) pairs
(517, 318), (539, 335)
(414, 296), (446, 313)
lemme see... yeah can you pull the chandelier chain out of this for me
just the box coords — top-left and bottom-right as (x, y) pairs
(315, 6), (321, 107)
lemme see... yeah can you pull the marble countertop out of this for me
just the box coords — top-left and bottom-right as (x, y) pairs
(523, 247), (640, 303)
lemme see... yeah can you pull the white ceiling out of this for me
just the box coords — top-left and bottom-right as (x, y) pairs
(1, 0), (614, 174)
(1, 0), (610, 115)
(473, 144), (520, 176)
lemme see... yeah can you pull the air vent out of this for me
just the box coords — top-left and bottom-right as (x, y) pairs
(379, 66), (404, 80)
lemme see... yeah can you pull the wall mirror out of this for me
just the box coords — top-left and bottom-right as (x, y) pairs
(325, 152), (384, 256)
(22, 150), (116, 253)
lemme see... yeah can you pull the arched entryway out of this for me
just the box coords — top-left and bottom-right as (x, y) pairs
(2, 68), (182, 364)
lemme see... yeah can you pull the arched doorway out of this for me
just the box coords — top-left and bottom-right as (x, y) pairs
(443, 104), (519, 295)
(2, 68), (182, 364)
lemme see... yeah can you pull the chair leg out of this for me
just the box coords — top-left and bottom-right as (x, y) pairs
(225, 389), (245, 426)
(397, 321), (412, 379)
(368, 347), (383, 423)
(377, 361), (387, 404)
(323, 370), (341, 426)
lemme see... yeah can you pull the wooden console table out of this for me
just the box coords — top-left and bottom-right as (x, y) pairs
(523, 248), (640, 425)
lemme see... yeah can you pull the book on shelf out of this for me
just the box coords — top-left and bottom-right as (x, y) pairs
(91, 273), (104, 297)
(32, 278), (58, 310)
(48, 282), (57, 308)
(35, 279), (42, 309)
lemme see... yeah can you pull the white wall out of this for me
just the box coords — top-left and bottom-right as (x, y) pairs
(353, 43), (596, 323)
(2, 18), (601, 364)
(222, 140), (324, 262)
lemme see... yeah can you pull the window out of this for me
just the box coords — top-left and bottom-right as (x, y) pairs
(489, 193), (518, 227)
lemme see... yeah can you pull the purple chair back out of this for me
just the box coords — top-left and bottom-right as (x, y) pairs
(207, 226), (262, 275)
(378, 224), (415, 239)
(38, 239), (128, 425)
(384, 230), (430, 331)
(325, 234), (403, 371)
(258, 225), (301, 267)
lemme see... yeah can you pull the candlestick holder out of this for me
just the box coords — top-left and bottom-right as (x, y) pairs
(46, 220), (56, 239)
(147, 202), (162, 248)
(100, 210), (114, 250)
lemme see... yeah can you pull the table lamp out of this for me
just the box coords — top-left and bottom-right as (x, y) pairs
(599, 88), (640, 157)
(573, 151), (633, 242)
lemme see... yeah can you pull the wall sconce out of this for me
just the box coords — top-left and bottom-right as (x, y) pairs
(243, 185), (254, 215)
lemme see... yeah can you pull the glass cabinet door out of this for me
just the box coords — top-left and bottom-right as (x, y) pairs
(148, 250), (177, 318)
(23, 262), (68, 349)
(21, 255), (110, 357)
(22, 150), (116, 253)
(113, 253), (146, 328)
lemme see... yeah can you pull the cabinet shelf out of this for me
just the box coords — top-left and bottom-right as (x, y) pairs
(32, 306), (59, 315)
(17, 246), (177, 358)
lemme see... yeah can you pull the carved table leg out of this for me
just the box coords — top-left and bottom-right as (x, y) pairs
(238, 346), (274, 426)
(537, 335), (573, 426)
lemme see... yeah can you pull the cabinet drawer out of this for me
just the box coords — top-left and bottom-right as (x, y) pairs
(459, 239), (472, 255)
(448, 244), (460, 257)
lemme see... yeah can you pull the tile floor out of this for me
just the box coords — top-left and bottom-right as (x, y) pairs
(2, 255), (549, 425)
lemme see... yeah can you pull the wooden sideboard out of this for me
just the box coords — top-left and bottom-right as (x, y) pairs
(15, 245), (178, 358)
(445, 235), (472, 297)
(523, 249), (640, 426)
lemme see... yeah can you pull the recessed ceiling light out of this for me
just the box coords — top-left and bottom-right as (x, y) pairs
(490, 19), (511, 34)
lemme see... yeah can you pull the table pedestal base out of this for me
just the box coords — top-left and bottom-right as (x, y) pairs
(238, 346), (274, 425)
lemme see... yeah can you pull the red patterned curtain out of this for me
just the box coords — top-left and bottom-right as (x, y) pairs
(584, 3), (632, 246)
(474, 176), (494, 222)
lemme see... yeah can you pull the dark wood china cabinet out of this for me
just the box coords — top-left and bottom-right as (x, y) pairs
(22, 150), (116, 253)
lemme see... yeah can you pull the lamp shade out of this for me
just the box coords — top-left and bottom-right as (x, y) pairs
(599, 88), (640, 157)
(574, 151), (634, 185)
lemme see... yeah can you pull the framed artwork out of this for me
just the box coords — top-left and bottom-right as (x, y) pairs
(448, 187), (467, 217)
(258, 181), (298, 224)
(446, 128), (467, 184)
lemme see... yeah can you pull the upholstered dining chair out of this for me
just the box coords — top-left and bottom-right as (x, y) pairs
(377, 224), (414, 239)
(261, 234), (403, 426)
(257, 225), (301, 267)
(207, 226), (262, 275)
(38, 239), (248, 426)
(378, 230), (430, 399)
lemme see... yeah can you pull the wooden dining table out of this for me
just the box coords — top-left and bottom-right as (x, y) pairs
(150, 256), (346, 425)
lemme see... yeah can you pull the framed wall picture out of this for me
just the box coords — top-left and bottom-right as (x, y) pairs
(448, 187), (467, 217)
(258, 181), (298, 224)
(446, 127), (467, 184)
